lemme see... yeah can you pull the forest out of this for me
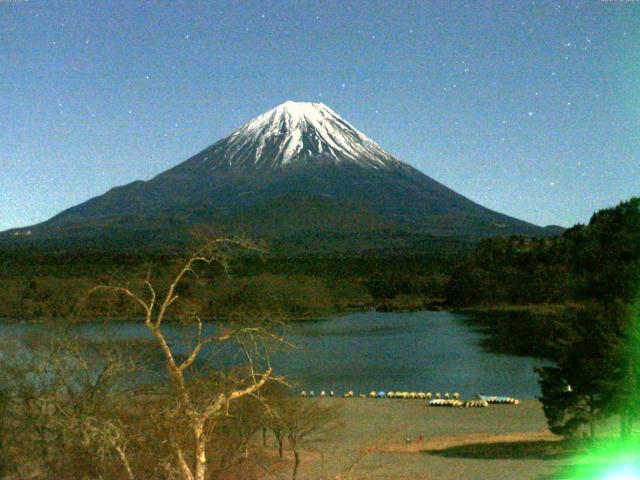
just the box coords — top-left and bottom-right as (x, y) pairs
(448, 198), (640, 439)
(446, 197), (640, 309)
(0, 237), (465, 321)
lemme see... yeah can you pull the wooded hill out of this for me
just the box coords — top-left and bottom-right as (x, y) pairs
(446, 197), (640, 309)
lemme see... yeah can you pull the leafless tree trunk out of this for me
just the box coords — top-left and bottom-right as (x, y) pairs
(90, 237), (277, 480)
(276, 432), (285, 458)
(291, 443), (300, 480)
(270, 397), (338, 480)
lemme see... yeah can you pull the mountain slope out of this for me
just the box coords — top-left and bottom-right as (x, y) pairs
(4, 101), (551, 251)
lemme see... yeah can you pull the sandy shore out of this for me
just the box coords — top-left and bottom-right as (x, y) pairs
(276, 398), (565, 480)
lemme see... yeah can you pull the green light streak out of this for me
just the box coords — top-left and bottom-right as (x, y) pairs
(556, 438), (640, 479)
(555, 283), (640, 479)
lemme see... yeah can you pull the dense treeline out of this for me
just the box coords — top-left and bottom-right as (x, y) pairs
(0, 241), (466, 321)
(446, 197), (640, 308)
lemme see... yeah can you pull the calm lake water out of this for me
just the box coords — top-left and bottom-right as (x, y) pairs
(0, 311), (546, 399)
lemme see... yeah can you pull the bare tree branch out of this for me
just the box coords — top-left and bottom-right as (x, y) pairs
(82, 237), (278, 480)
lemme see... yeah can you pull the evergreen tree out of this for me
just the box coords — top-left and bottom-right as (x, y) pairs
(537, 304), (625, 437)
(536, 199), (640, 438)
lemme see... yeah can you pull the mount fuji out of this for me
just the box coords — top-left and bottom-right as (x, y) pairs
(5, 101), (554, 251)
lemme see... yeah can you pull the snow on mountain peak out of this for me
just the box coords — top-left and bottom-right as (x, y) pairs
(218, 101), (399, 169)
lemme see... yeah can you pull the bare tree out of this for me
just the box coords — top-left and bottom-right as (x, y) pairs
(287, 400), (337, 480)
(265, 393), (338, 480)
(89, 237), (280, 480)
(85, 418), (136, 480)
(0, 330), (144, 479)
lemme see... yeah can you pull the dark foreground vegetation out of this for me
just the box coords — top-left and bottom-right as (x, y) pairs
(0, 240), (340, 480)
(0, 333), (337, 480)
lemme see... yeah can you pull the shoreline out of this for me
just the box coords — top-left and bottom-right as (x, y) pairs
(293, 398), (565, 479)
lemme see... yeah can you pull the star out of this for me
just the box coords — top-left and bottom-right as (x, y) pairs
(528, 111), (534, 117)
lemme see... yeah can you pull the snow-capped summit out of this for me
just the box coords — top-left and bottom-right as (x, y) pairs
(198, 101), (400, 170)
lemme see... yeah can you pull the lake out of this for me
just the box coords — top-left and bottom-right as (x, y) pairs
(0, 310), (547, 399)
(276, 311), (547, 398)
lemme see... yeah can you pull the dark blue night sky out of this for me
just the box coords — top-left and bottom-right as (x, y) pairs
(1, 0), (638, 230)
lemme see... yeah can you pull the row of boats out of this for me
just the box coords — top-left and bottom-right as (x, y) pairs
(299, 390), (520, 407)
(429, 396), (520, 407)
